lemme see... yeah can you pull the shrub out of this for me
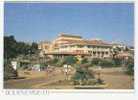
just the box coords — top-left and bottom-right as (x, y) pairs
(125, 58), (134, 75)
(87, 79), (97, 85)
(52, 58), (59, 64)
(73, 80), (80, 85)
(4, 60), (18, 80)
(113, 58), (123, 67)
(40, 63), (48, 70)
(90, 58), (101, 66)
(56, 59), (64, 67)
(99, 59), (114, 67)
(63, 56), (78, 65)
(47, 58), (59, 66)
(72, 65), (95, 81)
(97, 78), (104, 84)
(81, 58), (88, 64)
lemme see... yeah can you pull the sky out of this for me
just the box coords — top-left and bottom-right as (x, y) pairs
(4, 3), (134, 46)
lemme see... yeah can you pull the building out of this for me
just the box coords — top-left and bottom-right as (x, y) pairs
(38, 41), (51, 57)
(112, 42), (127, 52)
(38, 33), (113, 58)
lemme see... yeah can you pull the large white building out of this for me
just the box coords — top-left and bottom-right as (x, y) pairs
(38, 33), (113, 58)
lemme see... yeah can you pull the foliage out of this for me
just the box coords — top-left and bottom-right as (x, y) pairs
(4, 60), (18, 80)
(81, 58), (88, 64)
(112, 47), (122, 59)
(90, 58), (101, 66)
(4, 36), (17, 59)
(72, 64), (96, 85)
(72, 65), (94, 81)
(97, 78), (104, 84)
(99, 59), (115, 67)
(40, 63), (48, 70)
(63, 56), (78, 65)
(89, 58), (123, 67)
(4, 35), (38, 59)
(113, 58), (123, 67)
(56, 59), (65, 67)
(125, 58), (134, 75)
(48, 58), (59, 66)
(52, 58), (59, 64)
(31, 42), (38, 54)
(4, 35), (38, 79)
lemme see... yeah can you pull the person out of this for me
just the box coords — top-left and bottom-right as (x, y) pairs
(64, 64), (68, 80)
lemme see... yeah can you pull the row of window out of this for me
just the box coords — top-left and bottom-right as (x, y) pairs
(88, 51), (109, 55)
(60, 45), (110, 49)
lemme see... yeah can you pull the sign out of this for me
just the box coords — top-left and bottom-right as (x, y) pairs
(11, 61), (17, 70)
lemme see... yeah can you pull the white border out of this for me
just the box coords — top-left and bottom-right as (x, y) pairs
(0, 0), (4, 93)
(0, 0), (138, 99)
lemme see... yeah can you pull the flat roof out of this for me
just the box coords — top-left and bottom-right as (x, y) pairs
(59, 33), (82, 38)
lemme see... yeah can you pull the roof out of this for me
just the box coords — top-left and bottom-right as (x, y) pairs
(57, 39), (112, 46)
(45, 51), (91, 55)
(117, 52), (132, 57)
(59, 33), (82, 38)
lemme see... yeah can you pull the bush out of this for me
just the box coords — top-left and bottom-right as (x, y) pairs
(72, 65), (95, 81)
(113, 58), (123, 67)
(90, 58), (101, 66)
(52, 58), (59, 64)
(87, 79), (97, 85)
(40, 63), (48, 70)
(81, 58), (88, 64)
(4, 60), (18, 80)
(56, 59), (64, 67)
(48, 58), (59, 66)
(99, 59), (114, 67)
(125, 58), (134, 75)
(63, 56), (78, 65)
(126, 63), (134, 75)
(97, 78), (104, 84)
(73, 80), (80, 85)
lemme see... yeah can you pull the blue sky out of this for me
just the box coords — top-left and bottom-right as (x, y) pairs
(4, 3), (134, 46)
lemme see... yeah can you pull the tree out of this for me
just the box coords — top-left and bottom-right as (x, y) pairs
(4, 35), (17, 59)
(99, 59), (115, 67)
(16, 42), (31, 55)
(125, 58), (134, 75)
(4, 35), (38, 80)
(48, 58), (59, 66)
(63, 56), (78, 80)
(90, 58), (101, 65)
(113, 58), (122, 67)
(64, 56), (78, 65)
(4, 60), (18, 80)
(31, 42), (38, 54)
(112, 47), (121, 59)
(81, 58), (88, 64)
(72, 64), (95, 85)
(4, 35), (39, 58)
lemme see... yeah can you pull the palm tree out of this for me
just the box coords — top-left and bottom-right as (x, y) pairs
(63, 56), (78, 80)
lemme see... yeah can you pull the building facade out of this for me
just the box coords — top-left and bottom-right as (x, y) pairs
(38, 33), (113, 58)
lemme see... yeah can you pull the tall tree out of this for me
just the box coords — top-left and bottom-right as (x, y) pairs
(4, 35), (17, 59)
(31, 42), (38, 54)
(4, 35), (39, 59)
